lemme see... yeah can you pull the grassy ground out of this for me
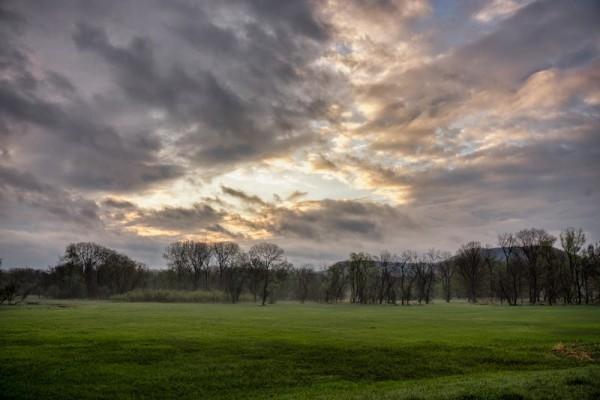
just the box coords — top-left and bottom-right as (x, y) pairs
(1, 301), (599, 399)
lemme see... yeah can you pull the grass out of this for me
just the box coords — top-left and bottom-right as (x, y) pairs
(1, 301), (599, 399)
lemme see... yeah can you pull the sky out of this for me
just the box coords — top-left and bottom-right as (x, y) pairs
(0, 0), (599, 268)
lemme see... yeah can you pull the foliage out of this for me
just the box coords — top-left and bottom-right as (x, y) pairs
(111, 289), (253, 303)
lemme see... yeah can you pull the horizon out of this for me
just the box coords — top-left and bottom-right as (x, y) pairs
(0, 234), (579, 270)
(1, 0), (599, 269)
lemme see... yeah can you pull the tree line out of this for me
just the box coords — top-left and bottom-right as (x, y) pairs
(1, 227), (599, 305)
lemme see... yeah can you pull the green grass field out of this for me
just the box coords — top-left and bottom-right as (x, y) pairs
(1, 302), (599, 399)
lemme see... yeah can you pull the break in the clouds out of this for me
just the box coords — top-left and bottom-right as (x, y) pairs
(0, 0), (599, 267)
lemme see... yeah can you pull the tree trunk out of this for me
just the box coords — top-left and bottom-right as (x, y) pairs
(261, 270), (269, 306)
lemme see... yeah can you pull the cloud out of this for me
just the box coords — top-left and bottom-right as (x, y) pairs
(67, 1), (342, 174)
(0, 7), (183, 192)
(286, 191), (308, 202)
(126, 203), (225, 234)
(1, 0), (599, 268)
(221, 185), (268, 207)
(473, 0), (531, 23)
(0, 165), (102, 229)
(101, 197), (137, 210)
(266, 199), (418, 242)
(97, 190), (419, 255)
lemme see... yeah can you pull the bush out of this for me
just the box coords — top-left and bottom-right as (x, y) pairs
(111, 289), (253, 303)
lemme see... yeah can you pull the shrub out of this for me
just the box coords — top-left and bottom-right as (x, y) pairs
(111, 289), (253, 303)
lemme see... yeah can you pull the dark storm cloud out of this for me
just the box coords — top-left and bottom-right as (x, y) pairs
(2, 0), (337, 193)
(0, 164), (44, 193)
(221, 185), (268, 207)
(67, 0), (337, 171)
(127, 203), (226, 233)
(0, 4), (183, 192)
(0, 165), (101, 229)
(267, 200), (418, 242)
(0, 0), (341, 266)
(203, 223), (245, 240)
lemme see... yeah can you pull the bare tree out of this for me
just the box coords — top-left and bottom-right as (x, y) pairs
(64, 242), (109, 298)
(100, 252), (146, 295)
(184, 241), (212, 290)
(377, 251), (395, 304)
(247, 256), (262, 303)
(213, 242), (240, 288)
(583, 242), (600, 304)
(225, 251), (250, 303)
(414, 251), (436, 304)
(396, 250), (416, 305)
(455, 242), (485, 303)
(517, 229), (554, 305)
(498, 233), (520, 306)
(483, 244), (498, 302)
(348, 252), (376, 304)
(437, 251), (454, 303)
(164, 242), (189, 289)
(539, 235), (559, 305)
(560, 228), (586, 304)
(249, 242), (288, 306)
(422, 249), (439, 304)
(325, 263), (347, 303)
(0, 259), (35, 305)
(0, 274), (32, 305)
(295, 265), (316, 303)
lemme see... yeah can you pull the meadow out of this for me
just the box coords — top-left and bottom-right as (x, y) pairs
(1, 302), (599, 399)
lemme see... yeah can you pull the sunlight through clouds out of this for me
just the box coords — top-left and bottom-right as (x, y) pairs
(0, 0), (598, 267)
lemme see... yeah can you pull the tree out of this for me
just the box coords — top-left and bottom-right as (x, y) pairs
(224, 251), (250, 303)
(213, 242), (240, 288)
(63, 242), (109, 298)
(48, 261), (86, 298)
(396, 250), (416, 305)
(184, 241), (212, 290)
(325, 263), (347, 303)
(498, 233), (520, 306)
(53, 244), (146, 298)
(455, 242), (485, 303)
(539, 235), (560, 305)
(437, 251), (454, 303)
(377, 251), (396, 304)
(0, 263), (37, 305)
(249, 243), (288, 306)
(582, 242), (600, 304)
(517, 229), (554, 305)
(0, 275), (29, 304)
(163, 242), (191, 289)
(560, 228), (586, 304)
(99, 251), (146, 295)
(414, 249), (437, 304)
(348, 252), (376, 304)
(295, 265), (316, 303)
(247, 255), (262, 302)
(482, 244), (499, 302)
